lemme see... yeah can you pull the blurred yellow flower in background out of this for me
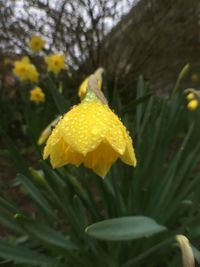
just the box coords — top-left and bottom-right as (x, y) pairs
(191, 73), (199, 82)
(185, 88), (199, 111)
(45, 54), (65, 75)
(186, 92), (195, 101)
(44, 75), (136, 177)
(13, 57), (39, 82)
(30, 87), (45, 104)
(187, 99), (199, 111)
(28, 64), (39, 82)
(78, 68), (104, 100)
(29, 35), (45, 52)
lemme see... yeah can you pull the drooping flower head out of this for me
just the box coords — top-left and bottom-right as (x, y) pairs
(45, 54), (65, 75)
(13, 57), (39, 82)
(185, 88), (199, 111)
(29, 35), (45, 52)
(30, 87), (45, 104)
(44, 75), (136, 177)
(78, 68), (104, 100)
(186, 92), (195, 101)
(187, 99), (199, 111)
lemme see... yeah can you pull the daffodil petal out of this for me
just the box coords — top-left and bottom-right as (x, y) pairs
(49, 139), (68, 167)
(61, 102), (106, 154)
(84, 142), (118, 177)
(43, 125), (63, 159)
(62, 146), (84, 167)
(45, 54), (65, 75)
(106, 120), (126, 155)
(121, 134), (137, 166)
(78, 78), (88, 99)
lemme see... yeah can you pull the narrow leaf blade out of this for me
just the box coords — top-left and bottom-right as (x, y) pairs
(0, 239), (57, 266)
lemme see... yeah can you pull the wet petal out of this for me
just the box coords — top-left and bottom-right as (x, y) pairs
(84, 142), (119, 177)
(121, 134), (137, 166)
(43, 97), (137, 177)
(105, 110), (126, 155)
(61, 102), (107, 154)
(49, 139), (68, 167)
(50, 139), (84, 168)
(43, 123), (63, 159)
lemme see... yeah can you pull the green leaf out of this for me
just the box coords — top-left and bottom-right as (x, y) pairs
(66, 172), (89, 200)
(16, 174), (54, 218)
(16, 217), (77, 251)
(136, 75), (146, 133)
(0, 206), (23, 233)
(73, 195), (88, 228)
(0, 197), (19, 213)
(172, 63), (190, 95)
(150, 123), (195, 218)
(85, 216), (166, 241)
(122, 93), (152, 114)
(0, 128), (31, 177)
(0, 239), (57, 266)
(47, 75), (69, 114)
(111, 86), (122, 114)
(122, 238), (173, 267)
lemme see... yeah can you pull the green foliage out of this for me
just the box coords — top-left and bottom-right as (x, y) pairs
(85, 216), (166, 241)
(1, 71), (200, 267)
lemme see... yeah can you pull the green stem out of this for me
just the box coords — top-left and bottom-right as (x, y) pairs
(121, 238), (173, 267)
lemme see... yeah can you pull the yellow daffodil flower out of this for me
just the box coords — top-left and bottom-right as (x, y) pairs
(38, 116), (61, 145)
(45, 54), (65, 75)
(186, 92), (195, 101)
(78, 68), (104, 100)
(30, 87), (45, 104)
(29, 35), (45, 52)
(44, 75), (136, 177)
(191, 73), (198, 82)
(187, 99), (199, 111)
(28, 64), (39, 82)
(184, 88), (200, 111)
(13, 57), (39, 82)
